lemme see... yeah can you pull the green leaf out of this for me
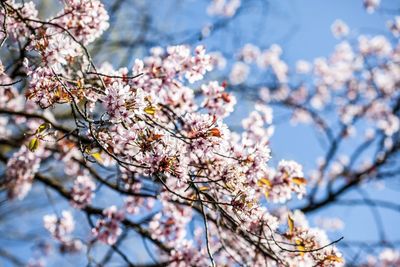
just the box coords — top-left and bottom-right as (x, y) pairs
(36, 123), (50, 134)
(28, 138), (40, 152)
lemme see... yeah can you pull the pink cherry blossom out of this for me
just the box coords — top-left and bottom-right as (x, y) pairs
(92, 205), (125, 245)
(70, 175), (96, 208)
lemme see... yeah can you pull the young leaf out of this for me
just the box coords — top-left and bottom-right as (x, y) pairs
(287, 214), (295, 234)
(188, 194), (197, 207)
(28, 138), (40, 152)
(221, 92), (231, 103)
(292, 177), (307, 185)
(144, 105), (156, 115)
(325, 255), (344, 263)
(295, 239), (305, 256)
(77, 79), (84, 89)
(208, 127), (221, 137)
(91, 152), (103, 164)
(36, 123), (51, 134)
(257, 178), (271, 199)
(257, 178), (271, 188)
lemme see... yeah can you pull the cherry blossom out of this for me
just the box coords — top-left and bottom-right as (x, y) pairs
(0, 1), (39, 41)
(331, 19), (350, 38)
(5, 146), (42, 200)
(43, 210), (83, 253)
(387, 16), (400, 37)
(363, 249), (400, 267)
(29, 28), (81, 72)
(43, 210), (75, 242)
(229, 61), (250, 85)
(201, 81), (237, 117)
(70, 174), (96, 208)
(207, 0), (241, 17)
(363, 0), (380, 13)
(53, 0), (109, 45)
(92, 205), (125, 245)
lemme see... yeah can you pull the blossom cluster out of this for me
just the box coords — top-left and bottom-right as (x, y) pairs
(262, 160), (306, 203)
(207, 0), (241, 17)
(5, 146), (42, 200)
(363, 0), (380, 13)
(236, 26), (400, 147)
(201, 81), (237, 118)
(362, 249), (400, 267)
(43, 210), (82, 253)
(0, 1), (39, 41)
(53, 0), (109, 44)
(91, 205), (125, 245)
(235, 43), (289, 84)
(70, 174), (96, 208)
